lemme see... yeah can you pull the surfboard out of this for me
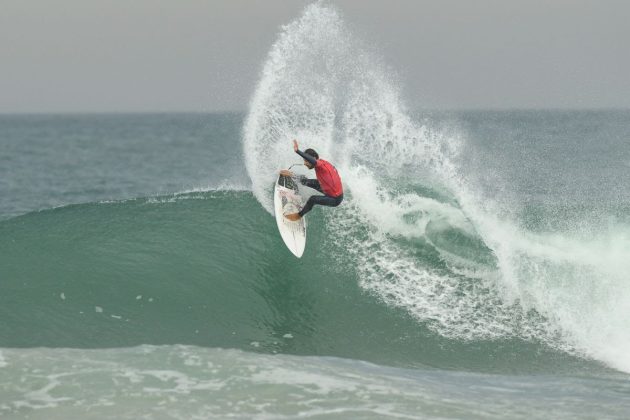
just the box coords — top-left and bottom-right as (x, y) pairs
(274, 174), (307, 257)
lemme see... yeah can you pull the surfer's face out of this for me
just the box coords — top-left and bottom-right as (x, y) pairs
(304, 160), (314, 169)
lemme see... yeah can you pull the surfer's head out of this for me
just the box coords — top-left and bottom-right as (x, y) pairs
(304, 148), (318, 169)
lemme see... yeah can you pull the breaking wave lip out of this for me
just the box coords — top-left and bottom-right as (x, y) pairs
(242, 2), (630, 373)
(0, 185), (254, 223)
(173, 180), (252, 195)
(1, 182), (253, 222)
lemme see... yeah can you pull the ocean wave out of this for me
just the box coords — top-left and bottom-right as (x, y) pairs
(0, 191), (611, 375)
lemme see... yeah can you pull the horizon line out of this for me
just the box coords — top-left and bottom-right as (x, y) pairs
(2, 106), (630, 116)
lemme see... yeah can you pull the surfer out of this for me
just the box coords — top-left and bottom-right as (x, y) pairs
(281, 140), (343, 221)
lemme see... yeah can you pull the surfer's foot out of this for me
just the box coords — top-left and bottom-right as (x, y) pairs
(285, 213), (301, 221)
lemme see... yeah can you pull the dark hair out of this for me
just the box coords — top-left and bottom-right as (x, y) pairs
(304, 148), (319, 160)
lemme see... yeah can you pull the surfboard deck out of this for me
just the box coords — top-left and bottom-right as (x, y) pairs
(274, 174), (307, 258)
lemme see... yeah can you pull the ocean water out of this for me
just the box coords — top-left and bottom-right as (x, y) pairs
(2, 3), (630, 419)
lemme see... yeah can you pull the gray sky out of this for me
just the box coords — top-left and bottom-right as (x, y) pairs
(2, 0), (629, 113)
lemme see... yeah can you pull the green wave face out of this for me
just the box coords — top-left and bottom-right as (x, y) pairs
(0, 191), (605, 375)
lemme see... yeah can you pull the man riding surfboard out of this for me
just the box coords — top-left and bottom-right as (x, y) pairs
(281, 139), (343, 221)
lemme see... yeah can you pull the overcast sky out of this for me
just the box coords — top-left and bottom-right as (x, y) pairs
(1, 0), (629, 113)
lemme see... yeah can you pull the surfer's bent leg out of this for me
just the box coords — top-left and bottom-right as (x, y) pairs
(298, 194), (343, 217)
(299, 177), (323, 194)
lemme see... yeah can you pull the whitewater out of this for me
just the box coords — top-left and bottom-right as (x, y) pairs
(243, 3), (630, 372)
(1, 2), (630, 419)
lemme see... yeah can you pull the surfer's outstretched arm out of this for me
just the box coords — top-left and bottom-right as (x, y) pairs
(293, 139), (318, 166)
(295, 149), (317, 166)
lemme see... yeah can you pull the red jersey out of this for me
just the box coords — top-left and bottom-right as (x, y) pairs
(314, 159), (343, 197)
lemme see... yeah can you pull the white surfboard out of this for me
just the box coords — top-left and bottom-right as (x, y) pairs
(274, 174), (307, 257)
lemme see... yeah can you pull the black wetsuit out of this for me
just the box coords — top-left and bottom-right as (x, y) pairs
(295, 149), (344, 217)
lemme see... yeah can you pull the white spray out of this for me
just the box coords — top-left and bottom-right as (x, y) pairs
(243, 3), (630, 372)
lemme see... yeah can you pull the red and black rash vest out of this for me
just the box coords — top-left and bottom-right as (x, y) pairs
(296, 149), (343, 198)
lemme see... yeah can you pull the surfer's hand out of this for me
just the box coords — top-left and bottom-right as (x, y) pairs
(280, 169), (293, 177)
(293, 139), (298, 151)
